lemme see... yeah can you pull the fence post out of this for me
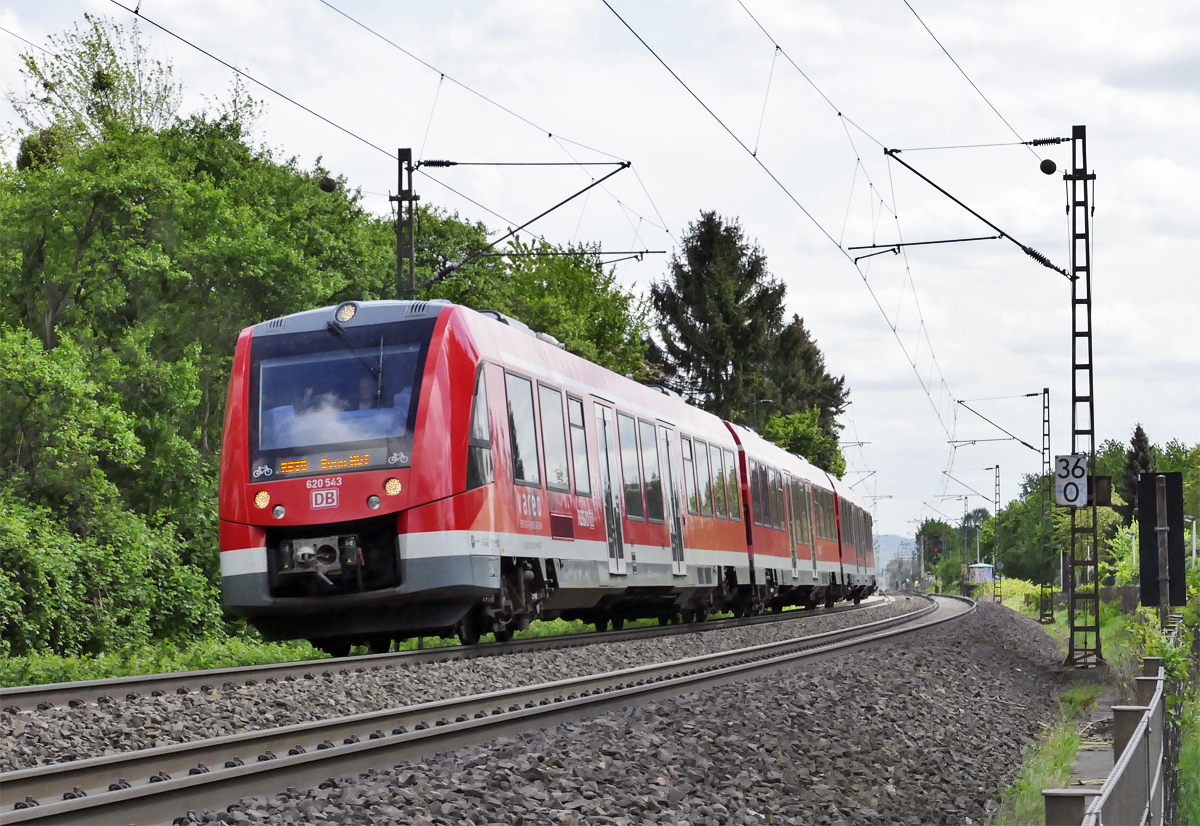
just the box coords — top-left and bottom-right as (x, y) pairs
(1112, 705), (1150, 759)
(1044, 789), (1101, 826)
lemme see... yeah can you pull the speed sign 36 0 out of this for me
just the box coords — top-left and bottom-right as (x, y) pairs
(1055, 453), (1089, 507)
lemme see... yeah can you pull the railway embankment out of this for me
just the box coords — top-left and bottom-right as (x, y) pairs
(163, 600), (1065, 825)
(1, 598), (919, 773)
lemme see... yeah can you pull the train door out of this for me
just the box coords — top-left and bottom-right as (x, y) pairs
(594, 404), (626, 575)
(805, 482), (818, 574)
(660, 427), (685, 575)
(783, 473), (799, 579)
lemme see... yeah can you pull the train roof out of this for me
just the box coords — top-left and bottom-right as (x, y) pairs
(453, 304), (737, 449)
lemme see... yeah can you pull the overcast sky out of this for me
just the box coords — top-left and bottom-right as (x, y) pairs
(3, 0), (1197, 540)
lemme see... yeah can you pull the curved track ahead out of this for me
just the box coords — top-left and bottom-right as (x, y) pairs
(1, 598), (885, 712)
(1, 595), (972, 825)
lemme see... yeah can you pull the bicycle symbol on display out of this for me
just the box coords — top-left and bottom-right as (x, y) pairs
(387, 452), (409, 465)
(252, 465), (273, 478)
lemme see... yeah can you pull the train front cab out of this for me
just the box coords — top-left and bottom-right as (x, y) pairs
(219, 300), (522, 652)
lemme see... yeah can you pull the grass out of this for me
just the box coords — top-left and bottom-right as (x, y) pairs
(0, 636), (323, 688)
(1179, 683), (1200, 826)
(990, 684), (1107, 826)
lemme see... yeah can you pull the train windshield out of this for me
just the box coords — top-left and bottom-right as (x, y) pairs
(248, 319), (434, 479)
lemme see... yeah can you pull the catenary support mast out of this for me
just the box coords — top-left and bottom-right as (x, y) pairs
(1066, 126), (1101, 667)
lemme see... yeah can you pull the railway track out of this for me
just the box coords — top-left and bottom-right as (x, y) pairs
(1, 597), (883, 712)
(1, 595), (971, 825)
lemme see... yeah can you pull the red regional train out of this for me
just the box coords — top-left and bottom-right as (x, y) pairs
(219, 300), (876, 655)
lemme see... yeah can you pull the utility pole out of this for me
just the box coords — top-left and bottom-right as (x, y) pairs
(1065, 125), (1102, 667)
(389, 148), (418, 300)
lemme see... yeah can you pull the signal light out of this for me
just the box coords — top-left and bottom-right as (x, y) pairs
(384, 478), (402, 496)
(335, 302), (357, 322)
(254, 491), (270, 509)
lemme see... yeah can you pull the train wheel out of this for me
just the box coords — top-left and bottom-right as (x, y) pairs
(366, 634), (392, 655)
(593, 617), (609, 633)
(697, 609), (709, 623)
(317, 639), (351, 659)
(611, 616), (625, 631)
(494, 628), (514, 643)
(681, 608), (696, 624)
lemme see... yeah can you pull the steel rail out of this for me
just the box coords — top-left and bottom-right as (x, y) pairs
(1, 596), (970, 825)
(1, 598), (883, 712)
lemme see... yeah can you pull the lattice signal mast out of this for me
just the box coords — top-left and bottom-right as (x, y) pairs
(1066, 126), (1101, 667)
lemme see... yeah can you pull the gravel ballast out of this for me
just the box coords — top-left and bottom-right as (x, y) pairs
(174, 600), (1070, 826)
(1, 597), (922, 772)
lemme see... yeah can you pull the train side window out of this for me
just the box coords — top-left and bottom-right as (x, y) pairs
(681, 436), (699, 514)
(724, 449), (740, 520)
(865, 512), (874, 553)
(567, 396), (591, 496)
(760, 463), (773, 527)
(617, 412), (645, 520)
(814, 489), (827, 539)
(639, 420), (664, 522)
(771, 468), (784, 531)
(466, 368), (493, 490)
(505, 373), (540, 486)
(694, 439), (714, 516)
(538, 384), (570, 493)
(750, 460), (763, 526)
(824, 491), (835, 540)
(709, 444), (727, 518)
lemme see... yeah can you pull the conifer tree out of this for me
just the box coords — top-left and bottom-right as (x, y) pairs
(650, 211), (785, 419)
(1122, 423), (1157, 524)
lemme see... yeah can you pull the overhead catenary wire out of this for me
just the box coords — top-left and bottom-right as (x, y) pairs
(106, 0), (395, 160)
(900, 0), (1039, 159)
(957, 401), (1040, 453)
(318, 0), (675, 246)
(418, 73), (444, 161)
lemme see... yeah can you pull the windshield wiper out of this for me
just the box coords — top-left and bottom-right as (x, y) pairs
(325, 320), (381, 381)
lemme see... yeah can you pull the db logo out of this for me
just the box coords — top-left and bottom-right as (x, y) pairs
(311, 489), (339, 509)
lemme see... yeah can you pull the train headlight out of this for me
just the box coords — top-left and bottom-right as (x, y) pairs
(367, 495), (381, 510)
(272, 505), (286, 519)
(254, 491), (270, 509)
(384, 478), (402, 496)
(335, 302), (357, 323)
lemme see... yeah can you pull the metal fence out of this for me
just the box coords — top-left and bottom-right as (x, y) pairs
(1044, 613), (1186, 826)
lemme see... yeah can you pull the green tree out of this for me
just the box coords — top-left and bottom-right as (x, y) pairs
(652, 211), (848, 472)
(8, 14), (181, 148)
(430, 237), (648, 376)
(1095, 438), (1126, 481)
(651, 211), (785, 418)
(1123, 424), (1158, 524)
(762, 408), (846, 477)
(756, 314), (847, 470)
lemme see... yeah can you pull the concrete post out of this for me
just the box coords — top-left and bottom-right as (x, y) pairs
(1112, 705), (1150, 759)
(1043, 789), (1101, 826)
(1136, 676), (1162, 706)
(1142, 656), (1164, 677)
